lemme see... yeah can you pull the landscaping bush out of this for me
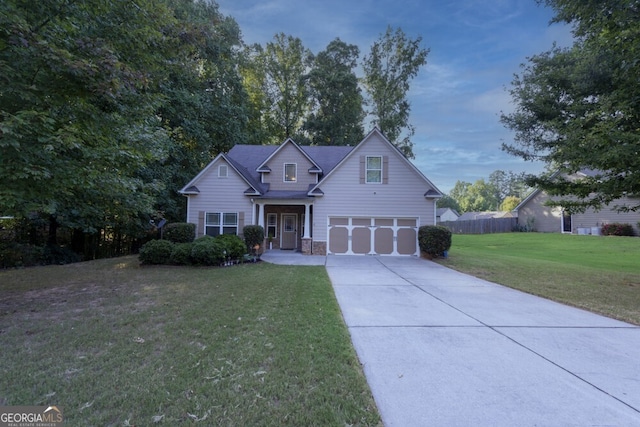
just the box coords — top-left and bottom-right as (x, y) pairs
(0, 242), (43, 268)
(170, 242), (194, 265)
(163, 222), (196, 243)
(601, 223), (635, 237)
(190, 236), (225, 266)
(418, 225), (452, 258)
(216, 234), (247, 260)
(139, 239), (174, 265)
(41, 244), (81, 265)
(243, 225), (264, 253)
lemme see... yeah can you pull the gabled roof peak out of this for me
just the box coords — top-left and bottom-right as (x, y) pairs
(256, 138), (322, 174)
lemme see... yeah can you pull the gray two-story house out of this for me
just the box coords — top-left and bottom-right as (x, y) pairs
(179, 128), (443, 256)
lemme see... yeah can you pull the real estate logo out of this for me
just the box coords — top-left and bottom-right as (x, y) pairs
(0, 406), (63, 427)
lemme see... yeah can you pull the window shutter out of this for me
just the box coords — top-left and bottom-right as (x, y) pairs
(383, 156), (389, 184)
(238, 211), (245, 235)
(359, 156), (365, 184)
(197, 211), (205, 238)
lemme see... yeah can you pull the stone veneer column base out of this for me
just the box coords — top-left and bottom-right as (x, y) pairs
(311, 241), (327, 256)
(301, 238), (312, 255)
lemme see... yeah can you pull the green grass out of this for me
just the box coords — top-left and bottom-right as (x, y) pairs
(439, 233), (640, 325)
(0, 257), (381, 426)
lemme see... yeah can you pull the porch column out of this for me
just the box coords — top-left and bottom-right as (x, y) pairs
(257, 202), (265, 228)
(303, 203), (311, 238)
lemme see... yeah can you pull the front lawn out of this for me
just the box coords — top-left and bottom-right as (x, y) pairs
(0, 257), (381, 426)
(439, 233), (640, 325)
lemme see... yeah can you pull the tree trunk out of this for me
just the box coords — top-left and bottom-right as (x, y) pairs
(47, 215), (58, 246)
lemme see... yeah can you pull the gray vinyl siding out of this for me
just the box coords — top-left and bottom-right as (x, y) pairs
(263, 144), (317, 191)
(312, 133), (437, 242)
(185, 158), (254, 236)
(517, 190), (563, 232)
(573, 196), (640, 234)
(519, 191), (640, 234)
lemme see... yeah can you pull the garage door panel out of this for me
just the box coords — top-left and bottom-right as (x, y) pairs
(330, 217), (349, 226)
(397, 228), (417, 255)
(328, 216), (419, 256)
(398, 218), (417, 227)
(374, 227), (394, 254)
(329, 226), (348, 254)
(352, 227), (371, 254)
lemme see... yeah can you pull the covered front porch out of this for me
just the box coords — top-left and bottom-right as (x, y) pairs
(252, 198), (314, 254)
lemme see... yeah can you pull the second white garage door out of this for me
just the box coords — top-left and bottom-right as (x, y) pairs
(328, 217), (419, 256)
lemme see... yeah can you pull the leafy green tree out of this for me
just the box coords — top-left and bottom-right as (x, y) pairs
(501, 0), (640, 211)
(239, 43), (273, 146)
(0, 0), (175, 242)
(146, 0), (248, 221)
(500, 196), (522, 212)
(436, 195), (461, 213)
(262, 33), (311, 143)
(304, 38), (365, 146)
(362, 26), (429, 158)
(449, 179), (500, 213)
(488, 170), (531, 202)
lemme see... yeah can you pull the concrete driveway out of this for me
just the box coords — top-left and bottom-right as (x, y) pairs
(325, 256), (640, 426)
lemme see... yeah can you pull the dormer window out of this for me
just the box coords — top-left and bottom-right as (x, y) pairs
(284, 163), (297, 182)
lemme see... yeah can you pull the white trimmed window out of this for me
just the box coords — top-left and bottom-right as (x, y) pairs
(267, 213), (277, 239)
(366, 156), (382, 183)
(284, 163), (297, 182)
(205, 212), (238, 236)
(218, 164), (228, 178)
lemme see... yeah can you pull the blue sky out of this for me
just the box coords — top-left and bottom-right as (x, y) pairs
(216, 0), (574, 193)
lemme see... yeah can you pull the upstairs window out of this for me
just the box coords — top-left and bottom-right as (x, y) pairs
(366, 156), (382, 183)
(218, 164), (228, 178)
(284, 163), (297, 182)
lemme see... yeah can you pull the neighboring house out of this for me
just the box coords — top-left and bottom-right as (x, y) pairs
(515, 169), (640, 234)
(179, 128), (443, 256)
(456, 211), (515, 221)
(436, 208), (459, 222)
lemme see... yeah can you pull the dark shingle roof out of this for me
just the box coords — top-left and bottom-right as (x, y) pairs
(225, 144), (354, 196)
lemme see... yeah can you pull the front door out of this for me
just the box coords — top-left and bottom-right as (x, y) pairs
(281, 214), (297, 250)
(562, 210), (572, 233)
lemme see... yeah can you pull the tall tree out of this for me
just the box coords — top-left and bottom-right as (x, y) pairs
(501, 0), (640, 211)
(149, 0), (248, 221)
(436, 195), (461, 213)
(362, 26), (429, 158)
(500, 196), (522, 212)
(239, 43), (272, 145)
(449, 179), (500, 213)
(0, 0), (175, 240)
(488, 170), (530, 202)
(262, 33), (311, 143)
(304, 38), (364, 146)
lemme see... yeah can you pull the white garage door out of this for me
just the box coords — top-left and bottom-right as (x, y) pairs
(328, 217), (418, 256)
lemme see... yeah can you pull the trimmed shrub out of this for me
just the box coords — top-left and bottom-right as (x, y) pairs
(601, 223), (635, 236)
(163, 222), (196, 243)
(170, 242), (194, 265)
(191, 236), (225, 266)
(216, 234), (247, 260)
(243, 225), (264, 252)
(418, 225), (452, 258)
(139, 239), (174, 264)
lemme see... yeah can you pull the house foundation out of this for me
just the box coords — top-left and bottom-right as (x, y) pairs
(312, 241), (327, 256)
